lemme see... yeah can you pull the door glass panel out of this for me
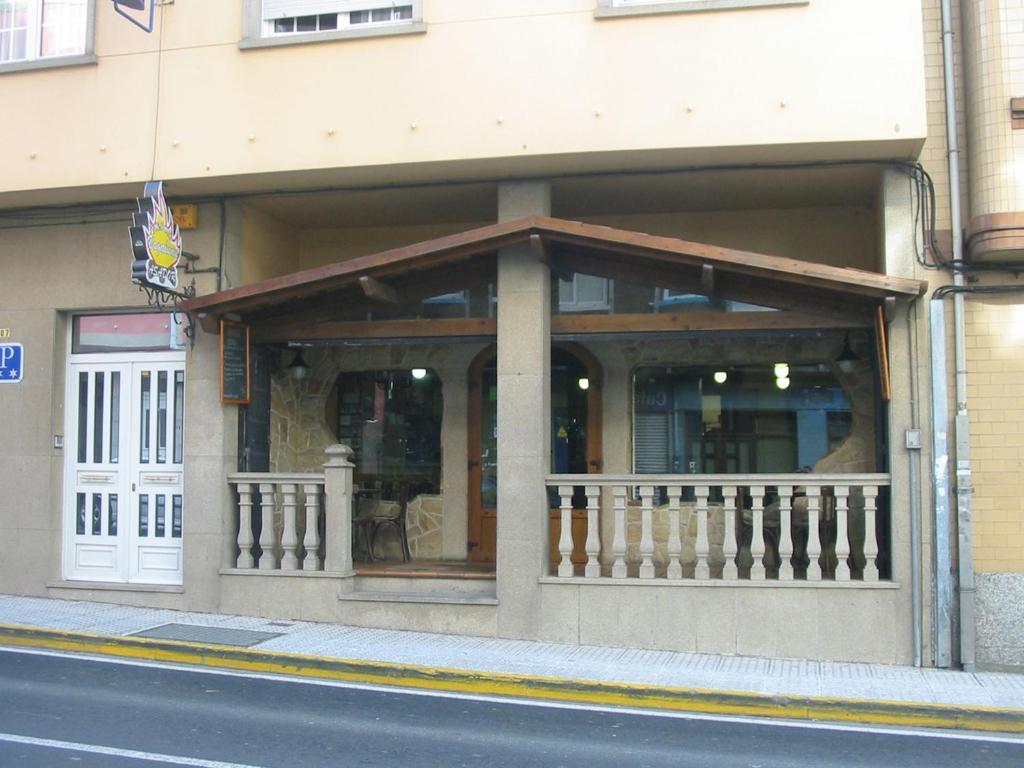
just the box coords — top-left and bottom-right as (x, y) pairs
(480, 365), (497, 509)
(109, 494), (118, 536)
(155, 495), (165, 537)
(91, 493), (101, 535)
(172, 495), (182, 538)
(139, 371), (151, 463)
(173, 371), (184, 464)
(76, 493), (86, 535)
(157, 370), (167, 463)
(138, 495), (149, 536)
(93, 372), (104, 463)
(77, 372), (88, 463)
(109, 372), (120, 464)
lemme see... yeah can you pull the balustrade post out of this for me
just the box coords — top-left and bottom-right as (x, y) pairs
(749, 485), (766, 580)
(584, 485), (601, 578)
(722, 485), (738, 580)
(863, 485), (880, 581)
(834, 486), (851, 581)
(638, 485), (655, 578)
(695, 485), (710, 580)
(258, 482), (277, 570)
(558, 485), (575, 578)
(280, 483), (299, 570)
(302, 482), (322, 570)
(777, 485), (794, 581)
(806, 487), (822, 581)
(323, 444), (355, 575)
(235, 482), (255, 569)
(666, 485), (683, 579)
(611, 486), (627, 579)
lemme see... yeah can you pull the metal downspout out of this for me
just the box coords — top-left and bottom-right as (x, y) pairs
(939, 0), (976, 671)
(907, 304), (923, 667)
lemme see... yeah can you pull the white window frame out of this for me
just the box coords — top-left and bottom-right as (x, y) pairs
(241, 0), (424, 49)
(595, 0), (808, 20)
(0, 0), (95, 74)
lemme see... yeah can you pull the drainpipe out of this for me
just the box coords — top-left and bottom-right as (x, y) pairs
(907, 303), (923, 667)
(939, 0), (976, 671)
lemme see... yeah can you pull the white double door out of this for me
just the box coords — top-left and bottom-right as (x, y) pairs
(64, 353), (186, 584)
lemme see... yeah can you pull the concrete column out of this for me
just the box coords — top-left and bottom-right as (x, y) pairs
(323, 443), (356, 582)
(495, 182), (550, 639)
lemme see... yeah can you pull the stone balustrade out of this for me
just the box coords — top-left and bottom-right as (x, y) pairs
(228, 473), (327, 571)
(546, 474), (889, 582)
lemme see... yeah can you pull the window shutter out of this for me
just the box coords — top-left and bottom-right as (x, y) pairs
(262, 0), (407, 19)
(634, 412), (671, 474)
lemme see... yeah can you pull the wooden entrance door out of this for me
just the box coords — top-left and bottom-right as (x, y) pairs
(467, 344), (602, 565)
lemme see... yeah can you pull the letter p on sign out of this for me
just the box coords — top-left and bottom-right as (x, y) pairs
(0, 343), (23, 383)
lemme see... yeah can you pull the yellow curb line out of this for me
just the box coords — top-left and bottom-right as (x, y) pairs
(1, 623), (1022, 733)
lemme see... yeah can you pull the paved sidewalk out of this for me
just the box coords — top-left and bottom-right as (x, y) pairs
(0, 594), (1022, 732)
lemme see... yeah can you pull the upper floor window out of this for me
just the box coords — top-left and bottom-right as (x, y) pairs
(0, 0), (87, 64)
(596, 0), (809, 18)
(253, 1), (420, 44)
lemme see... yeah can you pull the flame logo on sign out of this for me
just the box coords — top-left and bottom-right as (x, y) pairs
(144, 188), (182, 270)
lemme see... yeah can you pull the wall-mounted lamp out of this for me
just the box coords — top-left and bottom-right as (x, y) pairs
(411, 368), (427, 380)
(713, 370), (728, 384)
(577, 377), (590, 391)
(775, 376), (791, 390)
(288, 349), (309, 380)
(773, 362), (789, 379)
(836, 333), (859, 373)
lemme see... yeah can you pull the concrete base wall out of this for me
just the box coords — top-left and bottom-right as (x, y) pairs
(975, 572), (1024, 670)
(536, 582), (908, 663)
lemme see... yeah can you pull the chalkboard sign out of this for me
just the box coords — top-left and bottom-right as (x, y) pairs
(220, 319), (250, 404)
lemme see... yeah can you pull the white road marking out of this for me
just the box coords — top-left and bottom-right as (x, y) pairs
(0, 732), (267, 768)
(3, 645), (1023, 746)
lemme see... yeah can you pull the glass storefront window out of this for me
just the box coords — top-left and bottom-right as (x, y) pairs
(633, 364), (853, 475)
(332, 369), (443, 496)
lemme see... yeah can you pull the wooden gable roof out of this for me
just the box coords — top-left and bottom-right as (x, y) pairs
(182, 215), (926, 334)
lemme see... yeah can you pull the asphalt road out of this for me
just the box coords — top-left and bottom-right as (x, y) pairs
(0, 647), (1021, 768)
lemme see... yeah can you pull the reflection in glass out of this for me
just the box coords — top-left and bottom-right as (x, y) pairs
(92, 493), (101, 535)
(157, 370), (167, 463)
(172, 495), (182, 538)
(173, 371), (184, 464)
(77, 372), (88, 463)
(155, 495), (165, 537)
(76, 493), (86, 535)
(140, 371), (151, 463)
(93, 372), (104, 463)
(138, 495), (149, 537)
(110, 372), (120, 464)
(109, 494), (118, 536)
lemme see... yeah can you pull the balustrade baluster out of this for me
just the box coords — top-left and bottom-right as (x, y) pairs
(558, 485), (574, 578)
(834, 485), (851, 581)
(777, 485), (794, 581)
(666, 485), (683, 579)
(722, 485), (738, 580)
(750, 485), (766, 580)
(236, 482), (255, 569)
(639, 485), (655, 578)
(281, 483), (299, 570)
(584, 485), (601, 578)
(863, 485), (880, 581)
(611, 487), (627, 579)
(258, 482), (277, 570)
(806, 486), (822, 581)
(695, 485), (710, 580)
(302, 483), (322, 570)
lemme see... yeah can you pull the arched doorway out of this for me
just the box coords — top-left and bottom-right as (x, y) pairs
(467, 343), (603, 564)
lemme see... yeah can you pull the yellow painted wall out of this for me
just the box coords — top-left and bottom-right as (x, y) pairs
(0, 0), (926, 204)
(241, 204), (300, 284)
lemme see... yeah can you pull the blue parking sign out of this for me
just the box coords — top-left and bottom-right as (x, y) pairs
(0, 343), (23, 383)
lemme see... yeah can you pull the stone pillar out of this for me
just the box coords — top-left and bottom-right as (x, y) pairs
(323, 444), (356, 580)
(495, 182), (551, 639)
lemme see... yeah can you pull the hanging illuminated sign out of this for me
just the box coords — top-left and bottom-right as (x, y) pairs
(130, 181), (183, 293)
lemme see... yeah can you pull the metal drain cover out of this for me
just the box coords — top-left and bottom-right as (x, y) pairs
(130, 623), (282, 647)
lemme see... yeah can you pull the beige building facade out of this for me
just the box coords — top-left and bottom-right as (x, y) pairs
(1, 0), (1017, 669)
